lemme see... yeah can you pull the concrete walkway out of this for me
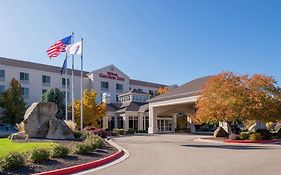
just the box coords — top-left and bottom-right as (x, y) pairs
(85, 134), (281, 175)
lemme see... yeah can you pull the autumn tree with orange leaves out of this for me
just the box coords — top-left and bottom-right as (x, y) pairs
(195, 72), (281, 127)
(157, 87), (169, 95)
(72, 89), (106, 129)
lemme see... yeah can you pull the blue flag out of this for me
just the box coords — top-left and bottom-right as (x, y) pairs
(60, 58), (67, 75)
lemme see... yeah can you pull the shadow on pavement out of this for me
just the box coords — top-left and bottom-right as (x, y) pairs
(181, 144), (273, 150)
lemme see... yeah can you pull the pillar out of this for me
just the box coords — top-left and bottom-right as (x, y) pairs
(172, 113), (177, 132)
(139, 113), (144, 130)
(124, 115), (129, 130)
(103, 116), (108, 129)
(114, 115), (118, 129)
(148, 106), (157, 134)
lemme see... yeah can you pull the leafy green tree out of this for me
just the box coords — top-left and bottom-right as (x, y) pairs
(0, 78), (26, 124)
(41, 88), (65, 119)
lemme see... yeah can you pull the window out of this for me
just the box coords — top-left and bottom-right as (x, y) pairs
(0, 70), (5, 81)
(143, 116), (149, 130)
(117, 116), (123, 129)
(101, 81), (109, 90)
(63, 91), (70, 102)
(116, 95), (119, 102)
(20, 72), (29, 84)
(0, 85), (5, 93)
(42, 89), (47, 94)
(62, 78), (70, 86)
(129, 116), (138, 130)
(149, 90), (154, 96)
(116, 83), (123, 92)
(42, 75), (51, 86)
(21, 87), (29, 98)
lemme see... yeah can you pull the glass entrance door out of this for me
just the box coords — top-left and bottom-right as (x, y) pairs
(157, 117), (173, 132)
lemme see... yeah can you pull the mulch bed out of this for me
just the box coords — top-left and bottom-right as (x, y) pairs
(0, 139), (116, 175)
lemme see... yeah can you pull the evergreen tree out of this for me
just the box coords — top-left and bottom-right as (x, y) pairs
(41, 88), (65, 119)
(0, 78), (26, 124)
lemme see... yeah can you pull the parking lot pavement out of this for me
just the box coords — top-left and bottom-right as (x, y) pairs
(84, 134), (281, 175)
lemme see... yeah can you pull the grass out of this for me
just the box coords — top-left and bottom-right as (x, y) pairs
(0, 138), (56, 158)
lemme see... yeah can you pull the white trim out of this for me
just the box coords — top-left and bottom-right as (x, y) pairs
(149, 95), (199, 108)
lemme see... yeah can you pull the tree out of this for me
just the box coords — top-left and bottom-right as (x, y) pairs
(41, 88), (65, 119)
(157, 86), (169, 95)
(73, 89), (106, 129)
(195, 72), (281, 129)
(0, 78), (26, 124)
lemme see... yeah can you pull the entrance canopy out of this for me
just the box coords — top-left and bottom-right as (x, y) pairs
(148, 76), (211, 133)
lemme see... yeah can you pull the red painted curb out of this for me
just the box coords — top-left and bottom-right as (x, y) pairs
(33, 149), (123, 175)
(224, 138), (281, 144)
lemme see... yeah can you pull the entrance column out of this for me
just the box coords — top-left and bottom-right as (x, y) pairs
(139, 113), (144, 130)
(172, 113), (177, 132)
(124, 114), (129, 130)
(114, 115), (118, 129)
(148, 106), (157, 134)
(103, 116), (109, 129)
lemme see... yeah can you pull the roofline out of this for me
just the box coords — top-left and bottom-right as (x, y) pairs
(0, 56), (89, 77)
(149, 90), (203, 103)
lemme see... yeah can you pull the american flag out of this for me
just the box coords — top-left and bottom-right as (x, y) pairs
(46, 35), (72, 58)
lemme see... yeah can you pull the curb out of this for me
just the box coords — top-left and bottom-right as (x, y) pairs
(194, 138), (224, 144)
(224, 138), (281, 144)
(33, 139), (126, 175)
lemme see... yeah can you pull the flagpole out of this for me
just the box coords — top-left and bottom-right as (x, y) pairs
(71, 32), (75, 123)
(80, 38), (84, 131)
(65, 53), (68, 121)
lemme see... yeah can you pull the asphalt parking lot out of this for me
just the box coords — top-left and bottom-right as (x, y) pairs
(85, 134), (281, 175)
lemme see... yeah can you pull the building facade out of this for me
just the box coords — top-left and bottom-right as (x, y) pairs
(0, 57), (166, 106)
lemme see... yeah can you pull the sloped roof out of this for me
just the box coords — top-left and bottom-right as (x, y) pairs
(149, 76), (212, 103)
(0, 57), (89, 77)
(129, 79), (166, 88)
(105, 103), (122, 112)
(119, 89), (149, 97)
(116, 102), (147, 113)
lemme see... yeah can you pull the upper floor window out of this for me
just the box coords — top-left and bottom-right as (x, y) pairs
(101, 81), (109, 90)
(116, 83), (123, 92)
(0, 69), (5, 81)
(42, 75), (51, 86)
(62, 78), (70, 86)
(0, 85), (5, 93)
(20, 72), (29, 84)
(21, 87), (29, 98)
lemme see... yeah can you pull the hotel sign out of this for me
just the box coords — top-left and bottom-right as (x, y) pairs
(99, 72), (125, 81)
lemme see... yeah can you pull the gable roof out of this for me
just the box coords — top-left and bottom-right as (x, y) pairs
(0, 57), (89, 77)
(86, 64), (130, 79)
(149, 76), (212, 103)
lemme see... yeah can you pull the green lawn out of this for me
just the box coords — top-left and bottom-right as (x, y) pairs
(0, 138), (56, 157)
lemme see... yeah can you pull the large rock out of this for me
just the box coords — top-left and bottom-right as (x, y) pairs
(23, 102), (58, 138)
(214, 127), (229, 137)
(249, 120), (267, 132)
(46, 118), (74, 140)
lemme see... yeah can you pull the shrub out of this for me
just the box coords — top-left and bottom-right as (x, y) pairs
(239, 132), (250, 140)
(64, 120), (77, 132)
(29, 148), (50, 163)
(0, 152), (25, 171)
(85, 134), (104, 149)
(72, 143), (92, 155)
(136, 130), (148, 133)
(126, 129), (135, 135)
(50, 145), (69, 158)
(113, 128), (125, 136)
(256, 129), (272, 140)
(73, 130), (83, 139)
(249, 132), (262, 141)
(83, 126), (108, 138)
(92, 128), (108, 138)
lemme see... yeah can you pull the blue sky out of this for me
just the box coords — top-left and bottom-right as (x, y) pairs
(0, 0), (281, 86)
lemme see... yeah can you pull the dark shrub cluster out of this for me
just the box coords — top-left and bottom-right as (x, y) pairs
(50, 145), (69, 158)
(0, 152), (25, 171)
(29, 148), (50, 163)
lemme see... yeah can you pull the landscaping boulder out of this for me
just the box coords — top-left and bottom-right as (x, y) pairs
(229, 134), (240, 140)
(274, 124), (281, 132)
(248, 120), (267, 132)
(23, 102), (58, 138)
(276, 128), (281, 138)
(8, 132), (28, 140)
(46, 118), (74, 140)
(214, 127), (229, 137)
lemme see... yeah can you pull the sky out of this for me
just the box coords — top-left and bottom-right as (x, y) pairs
(0, 0), (281, 86)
